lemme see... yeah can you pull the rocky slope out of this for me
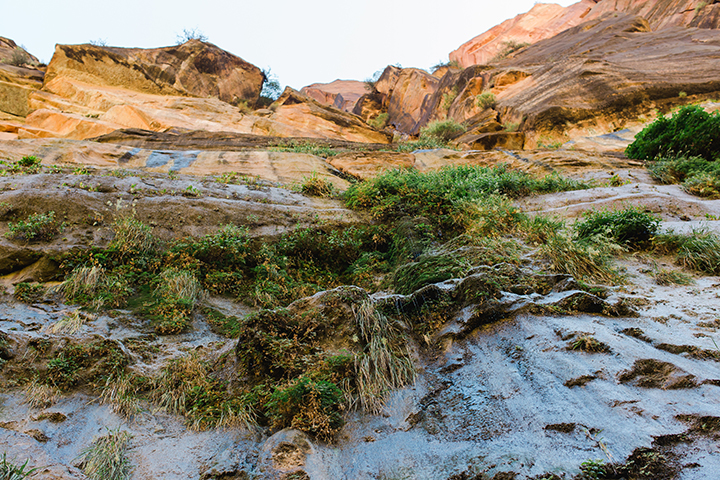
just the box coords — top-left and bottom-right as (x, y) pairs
(451, 0), (720, 69)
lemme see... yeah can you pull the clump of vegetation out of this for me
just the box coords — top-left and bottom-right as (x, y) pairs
(176, 27), (208, 44)
(43, 340), (128, 390)
(490, 39), (531, 62)
(626, 105), (720, 161)
(79, 429), (133, 480)
(570, 335), (611, 353)
(110, 215), (157, 259)
(476, 92), (497, 110)
(266, 376), (344, 441)
(56, 266), (130, 310)
(653, 229), (720, 275)
(652, 266), (694, 286)
(2, 48), (33, 67)
(442, 87), (459, 111)
(364, 70), (383, 92)
(430, 60), (461, 72)
(418, 119), (466, 143)
(269, 140), (338, 158)
(6, 211), (61, 241)
(0, 452), (37, 479)
(647, 156), (720, 199)
(151, 352), (254, 430)
(574, 207), (660, 248)
(300, 173), (335, 197)
(369, 112), (389, 130)
(345, 164), (589, 232)
(13, 283), (45, 303)
(149, 268), (205, 334)
(541, 231), (624, 284)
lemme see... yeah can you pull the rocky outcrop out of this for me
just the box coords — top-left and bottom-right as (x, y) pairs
(370, 66), (441, 135)
(0, 37), (44, 119)
(44, 40), (264, 104)
(450, 1), (598, 68)
(586, 0), (720, 30)
(257, 88), (390, 143)
(450, 0), (720, 69)
(300, 79), (366, 112)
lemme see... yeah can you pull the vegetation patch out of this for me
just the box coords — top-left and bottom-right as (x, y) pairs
(476, 92), (497, 110)
(647, 155), (720, 199)
(575, 207), (660, 248)
(419, 119), (466, 143)
(79, 428), (133, 480)
(626, 105), (720, 161)
(13, 283), (45, 303)
(0, 452), (37, 479)
(653, 229), (720, 275)
(6, 211), (62, 242)
(299, 173), (335, 197)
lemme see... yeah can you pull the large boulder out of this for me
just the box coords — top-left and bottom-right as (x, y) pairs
(300, 79), (366, 112)
(43, 40), (264, 104)
(374, 67), (440, 135)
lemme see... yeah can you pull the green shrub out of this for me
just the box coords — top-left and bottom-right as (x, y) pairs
(476, 92), (497, 110)
(574, 207), (661, 248)
(626, 105), (720, 161)
(647, 156), (720, 198)
(392, 254), (470, 294)
(269, 140), (338, 158)
(419, 119), (466, 143)
(266, 376), (344, 441)
(110, 216), (156, 258)
(6, 211), (60, 241)
(442, 87), (459, 110)
(3, 48), (31, 67)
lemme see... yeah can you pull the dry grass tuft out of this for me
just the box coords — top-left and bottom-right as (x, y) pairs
(353, 300), (415, 413)
(23, 380), (59, 408)
(79, 428), (133, 480)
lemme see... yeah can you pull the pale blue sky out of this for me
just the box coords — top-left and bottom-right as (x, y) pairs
(2, 1), (576, 90)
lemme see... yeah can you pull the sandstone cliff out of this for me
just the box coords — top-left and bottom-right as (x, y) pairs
(451, 0), (720, 69)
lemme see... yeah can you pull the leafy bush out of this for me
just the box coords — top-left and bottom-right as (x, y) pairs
(574, 207), (661, 248)
(476, 92), (497, 110)
(647, 156), (720, 198)
(419, 119), (466, 143)
(6, 211), (60, 241)
(17, 156), (40, 168)
(3, 48), (31, 67)
(626, 105), (720, 161)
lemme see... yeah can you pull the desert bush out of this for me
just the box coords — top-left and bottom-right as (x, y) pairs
(6, 211), (60, 241)
(442, 87), (459, 110)
(476, 92), (497, 110)
(3, 48), (31, 67)
(647, 156), (720, 198)
(176, 27), (208, 44)
(626, 105), (720, 161)
(57, 266), (131, 309)
(79, 429), (132, 480)
(269, 140), (338, 157)
(419, 119), (466, 143)
(574, 207), (660, 248)
(430, 60), (461, 72)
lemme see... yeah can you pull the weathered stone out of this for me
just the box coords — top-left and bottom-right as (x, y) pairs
(300, 79), (366, 112)
(328, 151), (415, 180)
(458, 131), (525, 150)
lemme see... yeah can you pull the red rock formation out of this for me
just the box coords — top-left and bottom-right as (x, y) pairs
(0, 37), (44, 119)
(300, 79), (366, 112)
(451, 0), (720, 69)
(450, 1), (598, 68)
(586, 0), (720, 30)
(44, 40), (264, 105)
